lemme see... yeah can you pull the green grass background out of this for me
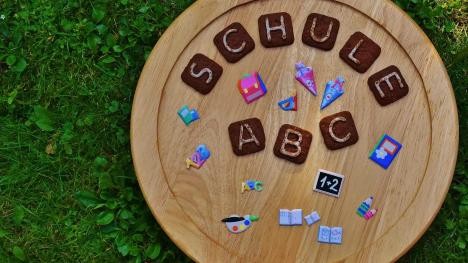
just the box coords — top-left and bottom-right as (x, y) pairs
(0, 0), (466, 262)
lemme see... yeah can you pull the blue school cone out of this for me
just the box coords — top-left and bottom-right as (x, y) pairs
(320, 76), (345, 110)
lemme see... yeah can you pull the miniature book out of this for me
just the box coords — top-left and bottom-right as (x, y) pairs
(304, 211), (320, 225)
(318, 225), (343, 244)
(279, 209), (303, 226)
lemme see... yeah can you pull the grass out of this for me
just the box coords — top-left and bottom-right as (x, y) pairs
(0, 0), (466, 262)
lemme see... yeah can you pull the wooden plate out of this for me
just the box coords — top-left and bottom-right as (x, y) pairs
(130, 0), (459, 261)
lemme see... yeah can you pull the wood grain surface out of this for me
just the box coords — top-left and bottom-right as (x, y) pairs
(130, 0), (459, 262)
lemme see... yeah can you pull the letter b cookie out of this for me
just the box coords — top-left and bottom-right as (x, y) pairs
(273, 124), (313, 164)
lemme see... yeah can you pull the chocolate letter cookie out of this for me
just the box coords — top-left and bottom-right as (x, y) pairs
(214, 22), (255, 63)
(228, 118), (265, 156)
(368, 65), (409, 106)
(319, 111), (359, 150)
(273, 124), (312, 164)
(302, 13), (340, 51)
(258, 12), (294, 48)
(181, 53), (223, 95)
(339, 32), (381, 73)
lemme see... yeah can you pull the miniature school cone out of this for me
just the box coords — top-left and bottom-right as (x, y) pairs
(295, 63), (317, 96)
(320, 76), (345, 110)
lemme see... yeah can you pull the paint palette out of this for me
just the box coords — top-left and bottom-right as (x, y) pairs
(131, 0), (458, 262)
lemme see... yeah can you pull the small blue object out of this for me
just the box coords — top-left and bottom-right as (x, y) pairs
(196, 144), (211, 160)
(247, 180), (256, 190)
(278, 97), (295, 111)
(369, 134), (402, 169)
(178, 105), (200, 126)
(278, 91), (297, 111)
(320, 76), (345, 110)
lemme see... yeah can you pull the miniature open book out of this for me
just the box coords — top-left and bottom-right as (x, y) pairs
(318, 226), (342, 244)
(304, 211), (320, 226)
(279, 209), (303, 226)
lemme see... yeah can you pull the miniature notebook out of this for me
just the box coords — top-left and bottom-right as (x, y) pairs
(318, 225), (343, 244)
(304, 211), (320, 226)
(279, 209), (303, 225)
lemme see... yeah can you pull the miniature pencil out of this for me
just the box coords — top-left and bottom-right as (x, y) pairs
(357, 196), (373, 217)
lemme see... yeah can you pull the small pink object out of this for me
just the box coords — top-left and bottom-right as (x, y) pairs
(295, 62), (317, 96)
(364, 209), (377, 220)
(238, 72), (268, 104)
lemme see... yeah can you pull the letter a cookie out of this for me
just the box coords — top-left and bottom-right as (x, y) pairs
(228, 118), (266, 156)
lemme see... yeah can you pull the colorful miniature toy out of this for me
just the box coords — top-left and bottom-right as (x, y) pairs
(320, 76), (345, 110)
(241, 180), (263, 193)
(304, 211), (320, 226)
(221, 214), (259, 234)
(369, 134), (402, 169)
(177, 105), (200, 126)
(238, 72), (268, 104)
(295, 62), (317, 95)
(278, 89), (298, 111)
(185, 144), (211, 169)
(318, 226), (342, 244)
